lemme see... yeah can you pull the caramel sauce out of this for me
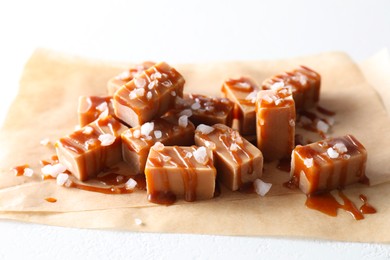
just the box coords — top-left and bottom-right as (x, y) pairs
(10, 164), (29, 176)
(45, 197), (57, 203)
(224, 77), (256, 93)
(277, 157), (291, 172)
(148, 191), (177, 206)
(317, 105), (336, 116)
(359, 194), (377, 214)
(306, 191), (365, 220)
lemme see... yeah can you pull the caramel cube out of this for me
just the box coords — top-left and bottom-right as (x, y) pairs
(107, 61), (155, 95)
(290, 135), (368, 195)
(256, 87), (296, 161)
(145, 144), (216, 203)
(113, 62), (185, 127)
(221, 77), (260, 135)
(194, 124), (263, 191)
(262, 66), (321, 110)
(121, 114), (195, 174)
(78, 96), (114, 127)
(55, 115), (128, 181)
(175, 93), (234, 127)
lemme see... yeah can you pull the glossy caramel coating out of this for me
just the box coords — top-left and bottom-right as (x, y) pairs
(78, 96), (114, 127)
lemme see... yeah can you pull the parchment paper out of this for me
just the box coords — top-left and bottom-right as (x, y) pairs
(1, 49), (390, 243)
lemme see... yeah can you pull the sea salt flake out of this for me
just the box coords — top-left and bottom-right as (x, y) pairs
(23, 168), (34, 177)
(125, 178), (137, 190)
(299, 75), (308, 85)
(193, 146), (209, 164)
(134, 218), (143, 226)
(99, 134), (116, 146)
(133, 129), (141, 138)
(179, 109), (193, 117)
(96, 102), (108, 112)
(40, 138), (50, 146)
(254, 179), (272, 196)
(289, 119), (295, 127)
(303, 158), (313, 168)
(235, 81), (251, 89)
(146, 91), (152, 100)
(316, 120), (329, 133)
(245, 91), (258, 103)
(262, 95), (274, 104)
(171, 91), (176, 96)
(56, 173), (69, 186)
(196, 124), (215, 135)
(229, 143), (239, 151)
(154, 130), (162, 139)
(41, 163), (67, 178)
(178, 115), (188, 128)
(327, 147), (339, 159)
(83, 126), (94, 135)
(184, 151), (193, 159)
(204, 141), (216, 149)
(134, 77), (146, 88)
(333, 142), (348, 154)
(141, 122), (154, 137)
(153, 142), (164, 151)
(270, 81), (285, 91)
(274, 98), (282, 106)
(191, 102), (201, 110)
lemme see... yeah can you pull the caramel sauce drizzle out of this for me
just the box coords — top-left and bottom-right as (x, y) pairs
(10, 164), (29, 176)
(45, 197), (57, 203)
(224, 77), (257, 93)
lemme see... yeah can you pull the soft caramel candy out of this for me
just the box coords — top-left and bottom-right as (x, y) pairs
(256, 87), (296, 161)
(56, 115), (128, 181)
(290, 135), (367, 195)
(113, 62), (185, 127)
(121, 113), (195, 174)
(194, 124), (263, 191)
(78, 96), (114, 127)
(262, 66), (321, 110)
(145, 143), (216, 203)
(175, 93), (234, 127)
(221, 77), (260, 135)
(107, 61), (155, 95)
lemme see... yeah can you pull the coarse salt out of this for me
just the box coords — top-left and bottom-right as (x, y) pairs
(184, 151), (193, 159)
(125, 178), (137, 190)
(196, 124), (215, 135)
(40, 138), (50, 146)
(134, 218), (143, 226)
(245, 91), (258, 103)
(56, 173), (69, 186)
(141, 122), (154, 137)
(303, 158), (313, 168)
(148, 80), (156, 90)
(193, 146), (209, 165)
(96, 102), (108, 112)
(178, 115), (188, 128)
(171, 91), (176, 96)
(229, 143), (239, 151)
(191, 102), (201, 110)
(153, 142), (164, 151)
(23, 168), (34, 177)
(133, 129), (141, 138)
(289, 119), (295, 127)
(316, 120), (329, 133)
(327, 147), (339, 159)
(262, 95), (274, 104)
(98, 134), (116, 146)
(82, 126), (94, 135)
(235, 81), (251, 89)
(254, 179), (272, 196)
(134, 77), (146, 88)
(270, 81), (284, 91)
(154, 130), (162, 139)
(333, 142), (348, 154)
(41, 163), (67, 178)
(146, 91), (152, 100)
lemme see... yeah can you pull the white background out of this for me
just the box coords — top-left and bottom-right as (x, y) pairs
(0, 0), (390, 259)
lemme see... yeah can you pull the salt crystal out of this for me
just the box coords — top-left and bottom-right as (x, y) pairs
(303, 158), (313, 168)
(40, 138), (51, 146)
(98, 109), (109, 119)
(56, 173), (69, 186)
(262, 95), (274, 104)
(274, 99), (282, 106)
(96, 102), (108, 112)
(235, 82), (251, 89)
(129, 90), (137, 99)
(125, 178), (137, 190)
(98, 134), (116, 146)
(179, 109), (193, 117)
(134, 77), (146, 88)
(178, 115), (188, 128)
(229, 143), (239, 151)
(117, 71), (130, 80)
(254, 179), (272, 196)
(270, 81), (285, 91)
(146, 91), (152, 100)
(41, 163), (67, 178)
(171, 91), (176, 96)
(327, 147), (339, 159)
(289, 119), (295, 127)
(204, 141), (216, 149)
(83, 126), (94, 135)
(196, 124), (215, 135)
(193, 146), (208, 164)
(184, 151), (193, 159)
(23, 168), (34, 177)
(141, 122), (154, 137)
(151, 71), (162, 80)
(134, 218), (143, 226)
(133, 129), (141, 138)
(153, 142), (164, 151)
(299, 75), (308, 85)
(245, 90), (258, 103)
(316, 120), (329, 133)
(154, 130), (162, 139)
(74, 125), (81, 131)
(148, 80), (156, 90)
(333, 142), (348, 154)
(161, 81), (172, 87)
(191, 102), (201, 110)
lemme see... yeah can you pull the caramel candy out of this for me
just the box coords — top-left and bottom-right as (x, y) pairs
(221, 77), (260, 135)
(55, 115), (128, 181)
(194, 124), (263, 191)
(175, 93), (234, 127)
(121, 114), (195, 174)
(107, 61), (155, 95)
(113, 62), (185, 127)
(78, 96), (114, 127)
(262, 66), (321, 110)
(256, 87), (296, 161)
(290, 135), (368, 195)
(145, 143), (216, 203)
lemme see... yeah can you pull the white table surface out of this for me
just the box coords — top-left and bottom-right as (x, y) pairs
(0, 0), (390, 259)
